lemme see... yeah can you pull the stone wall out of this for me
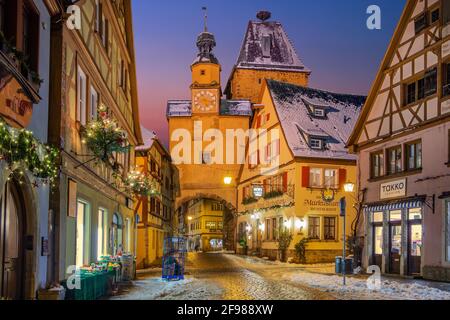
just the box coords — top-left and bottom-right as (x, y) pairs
(423, 266), (450, 282)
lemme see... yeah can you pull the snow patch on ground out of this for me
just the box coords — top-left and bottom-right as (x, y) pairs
(110, 277), (223, 300)
(287, 272), (450, 300)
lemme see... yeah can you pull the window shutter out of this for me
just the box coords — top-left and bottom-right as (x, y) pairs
(282, 172), (288, 193)
(242, 187), (245, 200)
(339, 169), (347, 189)
(263, 179), (268, 193)
(301, 167), (310, 188)
(256, 115), (262, 128)
(266, 113), (271, 122)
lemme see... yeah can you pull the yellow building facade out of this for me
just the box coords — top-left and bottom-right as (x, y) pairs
(236, 80), (364, 263)
(135, 128), (177, 268)
(186, 199), (224, 252)
(48, 0), (142, 280)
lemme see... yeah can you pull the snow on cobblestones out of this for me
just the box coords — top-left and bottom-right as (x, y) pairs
(286, 272), (450, 300)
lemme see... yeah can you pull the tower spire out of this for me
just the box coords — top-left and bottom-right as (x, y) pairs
(202, 7), (208, 32)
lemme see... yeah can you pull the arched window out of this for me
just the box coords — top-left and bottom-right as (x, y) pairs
(111, 213), (123, 255)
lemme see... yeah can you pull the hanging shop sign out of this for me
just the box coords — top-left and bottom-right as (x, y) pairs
(252, 185), (264, 198)
(380, 178), (407, 200)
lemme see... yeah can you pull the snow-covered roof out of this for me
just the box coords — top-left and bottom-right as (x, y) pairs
(166, 100), (192, 117)
(167, 99), (252, 117)
(135, 126), (157, 151)
(235, 21), (310, 73)
(267, 80), (365, 160)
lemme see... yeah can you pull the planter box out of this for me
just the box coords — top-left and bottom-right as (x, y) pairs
(38, 288), (66, 301)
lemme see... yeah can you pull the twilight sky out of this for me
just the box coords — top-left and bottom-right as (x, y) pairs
(132, 0), (406, 146)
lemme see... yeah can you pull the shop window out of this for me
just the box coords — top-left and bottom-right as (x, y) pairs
(324, 217), (336, 240)
(112, 213), (123, 255)
(406, 140), (422, 171)
(389, 210), (402, 222)
(308, 217), (320, 240)
(370, 151), (385, 178)
(76, 200), (90, 266)
(324, 169), (338, 189)
(387, 146), (402, 175)
(374, 226), (383, 255)
(77, 66), (87, 125)
(272, 218), (277, 240)
(372, 211), (383, 223)
(97, 208), (107, 259)
(309, 168), (322, 188)
(265, 219), (271, 240)
(125, 218), (131, 252)
(408, 208), (422, 221)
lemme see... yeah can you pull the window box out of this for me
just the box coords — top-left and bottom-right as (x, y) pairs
(263, 190), (284, 200)
(242, 197), (258, 205)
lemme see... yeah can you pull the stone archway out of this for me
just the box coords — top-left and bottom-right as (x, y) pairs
(176, 193), (237, 252)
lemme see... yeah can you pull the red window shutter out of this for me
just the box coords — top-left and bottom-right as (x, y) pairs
(263, 179), (268, 193)
(302, 167), (310, 188)
(275, 139), (280, 156)
(282, 172), (288, 193)
(266, 113), (271, 122)
(339, 169), (347, 189)
(242, 187), (245, 200)
(256, 115), (262, 128)
(257, 150), (261, 165)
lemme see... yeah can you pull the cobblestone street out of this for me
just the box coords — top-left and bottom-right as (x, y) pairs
(110, 253), (450, 300)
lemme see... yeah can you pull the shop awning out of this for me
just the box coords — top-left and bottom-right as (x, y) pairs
(363, 196), (426, 212)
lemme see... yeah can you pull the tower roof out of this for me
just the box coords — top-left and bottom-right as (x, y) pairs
(192, 31), (219, 65)
(235, 15), (310, 72)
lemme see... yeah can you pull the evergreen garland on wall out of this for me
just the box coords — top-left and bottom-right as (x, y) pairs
(0, 119), (59, 187)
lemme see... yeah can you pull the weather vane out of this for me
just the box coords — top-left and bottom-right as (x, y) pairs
(202, 6), (208, 32)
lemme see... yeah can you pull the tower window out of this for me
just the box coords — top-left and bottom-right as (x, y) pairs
(262, 34), (271, 58)
(200, 70), (206, 76)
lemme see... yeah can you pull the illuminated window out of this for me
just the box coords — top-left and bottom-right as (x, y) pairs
(308, 217), (320, 240)
(387, 146), (402, 175)
(76, 200), (89, 266)
(309, 168), (322, 188)
(97, 208), (107, 259)
(324, 217), (336, 240)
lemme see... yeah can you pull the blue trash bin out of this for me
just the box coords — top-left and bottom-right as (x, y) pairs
(335, 256), (342, 274)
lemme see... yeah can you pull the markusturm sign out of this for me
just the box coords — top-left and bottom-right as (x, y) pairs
(380, 178), (407, 200)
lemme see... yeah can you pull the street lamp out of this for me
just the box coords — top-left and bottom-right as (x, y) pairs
(341, 181), (355, 286)
(224, 176), (233, 185)
(188, 216), (193, 221)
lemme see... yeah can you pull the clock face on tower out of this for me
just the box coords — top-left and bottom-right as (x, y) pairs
(193, 90), (217, 113)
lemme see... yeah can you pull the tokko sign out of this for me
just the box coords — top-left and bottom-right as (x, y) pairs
(380, 178), (407, 200)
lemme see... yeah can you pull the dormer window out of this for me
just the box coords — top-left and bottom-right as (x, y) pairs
(313, 108), (325, 118)
(310, 138), (323, 150)
(262, 34), (271, 58)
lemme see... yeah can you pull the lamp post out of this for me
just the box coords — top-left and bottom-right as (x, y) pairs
(342, 182), (355, 286)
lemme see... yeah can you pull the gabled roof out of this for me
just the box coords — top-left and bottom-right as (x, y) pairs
(166, 100), (252, 117)
(347, 0), (415, 148)
(234, 21), (310, 73)
(267, 80), (365, 160)
(136, 125), (170, 156)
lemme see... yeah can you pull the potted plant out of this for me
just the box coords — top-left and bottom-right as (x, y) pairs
(239, 237), (248, 255)
(277, 228), (293, 262)
(294, 238), (310, 264)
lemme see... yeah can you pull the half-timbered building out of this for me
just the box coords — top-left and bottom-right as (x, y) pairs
(348, 0), (450, 280)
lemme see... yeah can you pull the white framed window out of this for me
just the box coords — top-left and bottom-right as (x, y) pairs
(310, 138), (323, 150)
(324, 169), (338, 188)
(310, 168), (322, 188)
(90, 86), (98, 121)
(314, 108), (325, 117)
(97, 208), (107, 259)
(76, 200), (90, 266)
(77, 67), (87, 125)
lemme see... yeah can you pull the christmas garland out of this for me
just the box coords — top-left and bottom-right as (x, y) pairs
(121, 168), (160, 197)
(237, 202), (295, 217)
(83, 105), (130, 168)
(0, 119), (59, 187)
